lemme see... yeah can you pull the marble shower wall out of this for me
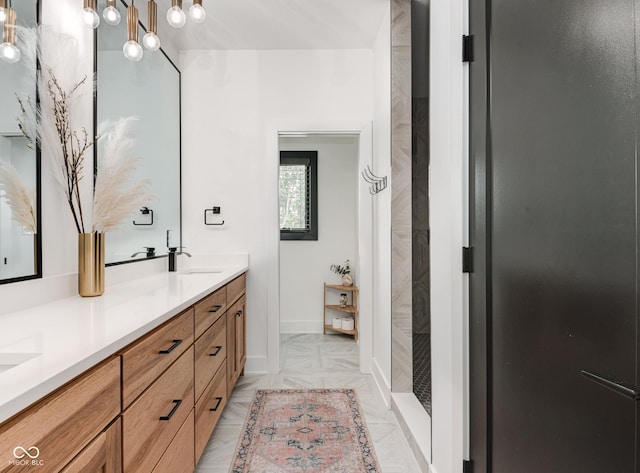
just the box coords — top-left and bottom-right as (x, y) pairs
(391, 0), (413, 394)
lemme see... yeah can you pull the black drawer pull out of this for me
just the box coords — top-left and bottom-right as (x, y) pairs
(209, 305), (222, 313)
(209, 397), (223, 412)
(209, 346), (223, 356)
(159, 339), (183, 354)
(159, 399), (182, 420)
(236, 310), (243, 318)
(581, 370), (640, 400)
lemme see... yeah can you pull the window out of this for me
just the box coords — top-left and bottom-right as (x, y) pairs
(279, 151), (318, 240)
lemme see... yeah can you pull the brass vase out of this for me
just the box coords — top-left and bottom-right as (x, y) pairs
(78, 232), (105, 297)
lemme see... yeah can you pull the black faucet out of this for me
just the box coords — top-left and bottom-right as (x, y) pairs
(131, 247), (156, 258)
(168, 247), (192, 272)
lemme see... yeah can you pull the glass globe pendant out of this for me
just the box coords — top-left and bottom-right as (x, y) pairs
(142, 0), (161, 51)
(189, 0), (206, 23)
(0, 7), (20, 64)
(123, 3), (143, 61)
(83, 0), (100, 29)
(166, 0), (186, 28)
(103, 0), (121, 26)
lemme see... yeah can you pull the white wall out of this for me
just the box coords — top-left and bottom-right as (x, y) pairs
(180, 49), (373, 373)
(371, 7), (392, 402)
(279, 135), (359, 334)
(430, 0), (466, 471)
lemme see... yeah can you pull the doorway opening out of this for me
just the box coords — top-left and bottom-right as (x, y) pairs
(278, 133), (361, 371)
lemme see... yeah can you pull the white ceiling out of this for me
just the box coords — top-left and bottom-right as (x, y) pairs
(150, 0), (389, 50)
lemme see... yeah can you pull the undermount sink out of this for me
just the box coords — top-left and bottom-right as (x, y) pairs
(0, 353), (41, 375)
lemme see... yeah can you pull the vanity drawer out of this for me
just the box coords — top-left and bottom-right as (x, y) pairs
(121, 308), (194, 408)
(0, 357), (120, 473)
(195, 363), (227, 463)
(151, 410), (194, 473)
(194, 286), (227, 340)
(122, 347), (194, 473)
(226, 273), (246, 306)
(194, 315), (227, 402)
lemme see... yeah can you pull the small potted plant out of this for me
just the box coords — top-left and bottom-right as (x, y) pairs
(330, 259), (353, 286)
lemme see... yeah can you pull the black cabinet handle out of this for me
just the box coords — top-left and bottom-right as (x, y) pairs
(209, 305), (222, 313)
(581, 370), (640, 400)
(209, 346), (222, 356)
(236, 310), (243, 318)
(209, 397), (223, 412)
(159, 339), (183, 354)
(159, 399), (182, 420)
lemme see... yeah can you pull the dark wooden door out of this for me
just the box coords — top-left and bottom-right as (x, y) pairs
(469, 0), (640, 472)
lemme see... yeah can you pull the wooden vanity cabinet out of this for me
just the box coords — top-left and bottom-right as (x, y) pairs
(194, 286), (227, 340)
(121, 308), (194, 409)
(226, 274), (246, 397)
(0, 271), (247, 473)
(0, 357), (121, 473)
(122, 347), (194, 473)
(60, 418), (122, 473)
(151, 411), (194, 473)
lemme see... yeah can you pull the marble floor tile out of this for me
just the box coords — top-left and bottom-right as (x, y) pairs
(195, 333), (425, 473)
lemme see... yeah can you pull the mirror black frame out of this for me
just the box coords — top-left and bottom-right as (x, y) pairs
(92, 0), (182, 267)
(0, 0), (43, 285)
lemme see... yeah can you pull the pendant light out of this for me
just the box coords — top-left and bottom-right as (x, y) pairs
(82, 0), (100, 29)
(123, 1), (143, 61)
(0, 0), (7, 23)
(0, 6), (20, 64)
(142, 0), (160, 51)
(103, 0), (121, 26)
(166, 0), (186, 29)
(189, 0), (206, 23)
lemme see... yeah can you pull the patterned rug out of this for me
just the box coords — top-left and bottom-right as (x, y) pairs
(229, 388), (381, 473)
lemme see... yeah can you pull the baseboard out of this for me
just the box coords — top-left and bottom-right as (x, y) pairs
(245, 356), (268, 374)
(391, 392), (431, 472)
(372, 357), (391, 408)
(279, 320), (324, 334)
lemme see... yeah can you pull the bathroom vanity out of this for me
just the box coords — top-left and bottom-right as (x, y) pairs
(0, 267), (247, 473)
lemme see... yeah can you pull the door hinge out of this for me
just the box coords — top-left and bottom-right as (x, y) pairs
(463, 35), (474, 62)
(462, 247), (473, 273)
(463, 460), (473, 473)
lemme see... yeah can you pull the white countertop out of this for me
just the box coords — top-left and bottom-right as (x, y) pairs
(0, 265), (248, 424)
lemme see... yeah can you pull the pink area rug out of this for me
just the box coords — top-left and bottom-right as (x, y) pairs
(229, 388), (381, 473)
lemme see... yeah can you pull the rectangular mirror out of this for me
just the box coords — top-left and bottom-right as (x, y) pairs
(0, 0), (41, 284)
(95, 0), (181, 265)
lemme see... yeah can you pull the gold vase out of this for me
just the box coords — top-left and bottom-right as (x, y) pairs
(78, 232), (105, 297)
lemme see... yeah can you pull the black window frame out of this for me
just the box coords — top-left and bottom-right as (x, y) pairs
(279, 151), (318, 241)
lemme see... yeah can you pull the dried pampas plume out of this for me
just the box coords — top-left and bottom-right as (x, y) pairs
(93, 117), (154, 232)
(16, 26), (94, 233)
(0, 160), (36, 234)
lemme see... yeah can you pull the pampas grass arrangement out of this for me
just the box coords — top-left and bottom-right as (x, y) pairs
(16, 27), (152, 234)
(0, 160), (36, 234)
(93, 118), (153, 232)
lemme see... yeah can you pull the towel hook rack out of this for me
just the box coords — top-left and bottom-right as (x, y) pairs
(361, 165), (387, 195)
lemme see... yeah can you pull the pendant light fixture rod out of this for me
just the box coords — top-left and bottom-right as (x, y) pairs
(127, 3), (138, 42)
(83, 0), (97, 12)
(148, 0), (157, 34)
(172, 0), (182, 9)
(4, 7), (16, 44)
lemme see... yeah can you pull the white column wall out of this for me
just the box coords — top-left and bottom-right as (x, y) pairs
(371, 7), (393, 402)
